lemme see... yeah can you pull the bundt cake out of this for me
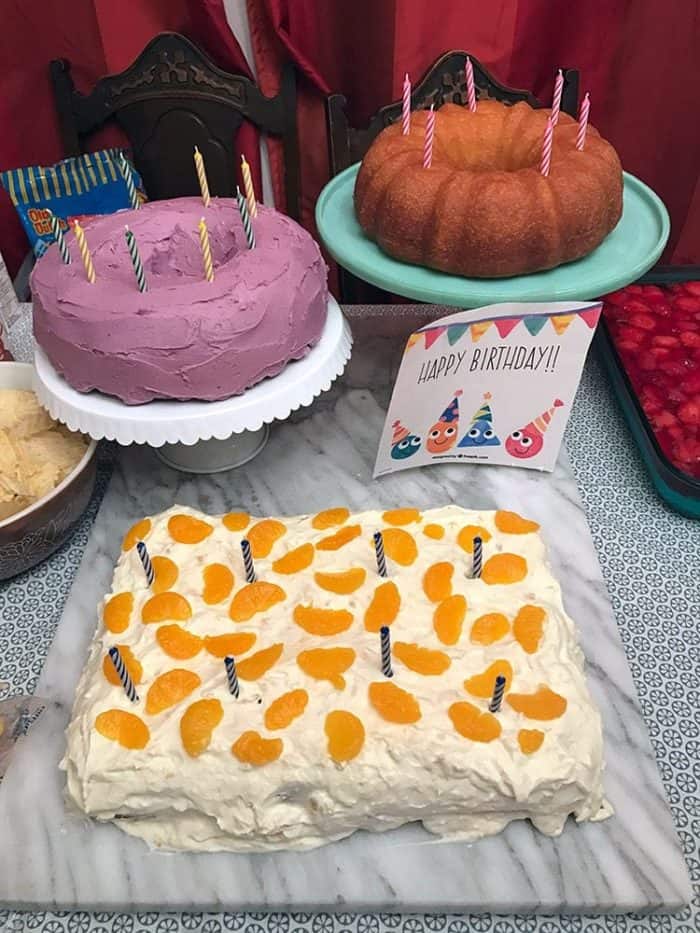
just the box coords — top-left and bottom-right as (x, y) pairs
(354, 100), (623, 278)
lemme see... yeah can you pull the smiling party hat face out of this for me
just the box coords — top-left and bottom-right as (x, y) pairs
(458, 393), (501, 448)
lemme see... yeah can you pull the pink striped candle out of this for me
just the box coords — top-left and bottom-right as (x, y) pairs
(402, 73), (411, 135)
(576, 92), (590, 151)
(551, 69), (564, 126)
(540, 117), (554, 177)
(423, 105), (435, 168)
(465, 57), (477, 112)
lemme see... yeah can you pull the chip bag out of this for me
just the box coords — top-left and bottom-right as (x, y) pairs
(1, 149), (144, 258)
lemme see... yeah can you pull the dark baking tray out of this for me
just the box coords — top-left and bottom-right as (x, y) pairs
(596, 266), (700, 519)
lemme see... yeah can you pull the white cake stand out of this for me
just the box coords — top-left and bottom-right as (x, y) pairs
(33, 297), (352, 473)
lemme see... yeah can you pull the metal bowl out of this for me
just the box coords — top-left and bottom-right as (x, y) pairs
(0, 363), (97, 580)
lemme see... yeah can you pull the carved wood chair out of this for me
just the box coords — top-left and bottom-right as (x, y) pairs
(51, 32), (301, 220)
(326, 52), (579, 302)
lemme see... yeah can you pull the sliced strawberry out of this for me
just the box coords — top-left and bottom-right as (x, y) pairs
(651, 335), (680, 347)
(681, 371), (700, 394)
(682, 281), (700, 297)
(680, 331), (700, 348)
(659, 359), (689, 378)
(622, 298), (652, 316)
(673, 295), (700, 314)
(677, 400), (700, 426)
(628, 313), (656, 331)
(650, 410), (678, 429)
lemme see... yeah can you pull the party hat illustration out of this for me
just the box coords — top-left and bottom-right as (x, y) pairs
(427, 390), (462, 454)
(505, 399), (564, 460)
(390, 418), (422, 460)
(458, 393), (501, 448)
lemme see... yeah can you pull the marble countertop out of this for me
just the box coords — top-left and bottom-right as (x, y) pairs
(1, 307), (699, 931)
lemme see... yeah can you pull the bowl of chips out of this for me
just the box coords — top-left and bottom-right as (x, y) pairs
(0, 363), (97, 580)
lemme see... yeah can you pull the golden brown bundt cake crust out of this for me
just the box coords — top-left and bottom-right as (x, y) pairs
(354, 100), (623, 278)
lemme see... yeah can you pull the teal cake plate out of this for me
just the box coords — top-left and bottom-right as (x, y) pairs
(316, 163), (670, 308)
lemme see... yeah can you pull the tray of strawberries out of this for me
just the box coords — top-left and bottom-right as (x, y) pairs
(598, 269), (700, 518)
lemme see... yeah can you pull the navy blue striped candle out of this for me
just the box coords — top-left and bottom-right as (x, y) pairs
(108, 646), (139, 703)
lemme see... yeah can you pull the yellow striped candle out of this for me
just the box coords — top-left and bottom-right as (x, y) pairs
(198, 217), (214, 282)
(240, 154), (258, 218)
(73, 220), (95, 284)
(193, 146), (211, 207)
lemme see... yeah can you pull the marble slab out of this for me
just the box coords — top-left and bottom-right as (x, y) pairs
(0, 337), (691, 912)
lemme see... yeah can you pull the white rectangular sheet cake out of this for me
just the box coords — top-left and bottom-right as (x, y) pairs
(64, 504), (611, 851)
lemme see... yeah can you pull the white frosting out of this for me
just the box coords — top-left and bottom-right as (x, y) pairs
(63, 505), (611, 851)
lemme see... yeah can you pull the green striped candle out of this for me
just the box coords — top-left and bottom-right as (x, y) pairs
(124, 226), (147, 292)
(236, 186), (255, 249)
(118, 154), (140, 210)
(50, 214), (71, 265)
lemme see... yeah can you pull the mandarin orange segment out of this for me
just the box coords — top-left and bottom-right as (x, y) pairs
(293, 605), (354, 636)
(311, 507), (350, 530)
(382, 508), (422, 526)
(364, 581), (401, 632)
(518, 728), (545, 755)
(104, 592), (134, 634)
(433, 594), (467, 645)
(122, 518), (151, 551)
(231, 730), (283, 766)
(448, 701), (501, 743)
(247, 519), (287, 558)
(151, 556), (179, 594)
(142, 591), (192, 624)
(368, 681), (421, 724)
(236, 643), (284, 681)
(296, 646), (356, 689)
(222, 511), (250, 532)
(202, 563), (235, 605)
(316, 525), (362, 551)
(507, 685), (567, 720)
(494, 510), (540, 534)
(393, 642), (451, 676)
(168, 514), (214, 544)
(103, 645), (143, 686)
(156, 624), (203, 660)
(95, 710), (150, 750)
(324, 710), (365, 763)
(203, 632), (257, 658)
(180, 698), (223, 757)
(229, 581), (286, 622)
(264, 689), (309, 730)
(380, 527), (418, 566)
(145, 669), (201, 715)
(272, 543), (315, 575)
(470, 612), (510, 645)
(314, 567), (366, 595)
(513, 605), (546, 653)
(422, 523), (445, 540)
(464, 659), (513, 698)
(422, 561), (454, 602)
(482, 553), (528, 585)
(457, 525), (492, 553)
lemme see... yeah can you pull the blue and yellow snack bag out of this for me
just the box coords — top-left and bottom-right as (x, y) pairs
(1, 149), (145, 257)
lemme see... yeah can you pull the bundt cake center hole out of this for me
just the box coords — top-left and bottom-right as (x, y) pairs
(147, 223), (240, 282)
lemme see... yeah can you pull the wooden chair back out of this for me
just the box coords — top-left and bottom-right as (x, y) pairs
(51, 33), (301, 219)
(325, 52), (579, 301)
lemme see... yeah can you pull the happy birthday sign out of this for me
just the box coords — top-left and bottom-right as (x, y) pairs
(374, 301), (601, 477)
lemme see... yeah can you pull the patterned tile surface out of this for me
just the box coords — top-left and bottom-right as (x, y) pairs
(0, 358), (698, 930)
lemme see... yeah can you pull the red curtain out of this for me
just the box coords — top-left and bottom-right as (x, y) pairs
(245, 0), (699, 267)
(0, 0), (261, 278)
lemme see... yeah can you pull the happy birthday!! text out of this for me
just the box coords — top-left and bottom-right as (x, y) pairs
(416, 345), (561, 383)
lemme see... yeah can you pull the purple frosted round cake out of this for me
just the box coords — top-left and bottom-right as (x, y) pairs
(31, 198), (328, 405)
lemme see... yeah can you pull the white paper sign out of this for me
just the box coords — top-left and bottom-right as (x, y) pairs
(374, 301), (601, 477)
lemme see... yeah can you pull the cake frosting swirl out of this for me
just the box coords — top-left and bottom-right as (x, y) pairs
(63, 504), (610, 852)
(31, 199), (328, 404)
